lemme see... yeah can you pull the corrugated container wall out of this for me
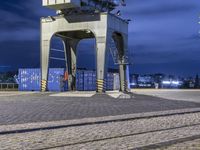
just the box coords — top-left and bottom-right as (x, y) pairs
(83, 71), (96, 91)
(19, 69), (41, 91)
(76, 70), (84, 91)
(18, 68), (68, 92)
(48, 68), (68, 92)
(76, 71), (120, 91)
(19, 69), (121, 92)
(106, 73), (114, 91)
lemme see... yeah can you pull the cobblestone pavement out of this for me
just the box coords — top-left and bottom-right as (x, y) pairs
(1, 111), (200, 149)
(160, 139), (200, 150)
(0, 92), (200, 125)
(1, 92), (200, 149)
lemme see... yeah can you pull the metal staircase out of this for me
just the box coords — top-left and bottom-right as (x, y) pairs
(109, 38), (129, 65)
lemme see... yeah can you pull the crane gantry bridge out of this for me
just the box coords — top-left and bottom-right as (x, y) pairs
(41, 0), (130, 93)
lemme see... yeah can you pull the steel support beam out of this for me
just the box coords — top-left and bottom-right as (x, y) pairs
(63, 39), (79, 91)
(119, 34), (128, 92)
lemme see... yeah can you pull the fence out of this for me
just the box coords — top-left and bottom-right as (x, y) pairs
(0, 83), (18, 91)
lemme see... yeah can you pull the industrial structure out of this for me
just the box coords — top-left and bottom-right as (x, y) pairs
(41, 0), (129, 93)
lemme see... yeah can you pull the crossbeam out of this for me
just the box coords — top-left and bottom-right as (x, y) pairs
(50, 57), (66, 61)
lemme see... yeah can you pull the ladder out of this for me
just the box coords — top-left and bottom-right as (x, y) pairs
(109, 38), (129, 65)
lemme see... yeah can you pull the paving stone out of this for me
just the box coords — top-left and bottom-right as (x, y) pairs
(0, 112), (200, 149)
(0, 92), (199, 125)
(0, 92), (200, 149)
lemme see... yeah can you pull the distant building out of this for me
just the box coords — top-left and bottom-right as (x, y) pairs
(129, 73), (188, 89)
(137, 75), (154, 88)
(182, 77), (195, 89)
(195, 74), (199, 88)
(153, 73), (165, 88)
(130, 74), (138, 88)
(161, 80), (183, 89)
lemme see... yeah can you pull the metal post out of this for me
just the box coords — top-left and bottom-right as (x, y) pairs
(119, 63), (127, 92)
(63, 39), (79, 91)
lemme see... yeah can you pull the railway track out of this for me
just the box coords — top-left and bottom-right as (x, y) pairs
(42, 123), (200, 150)
(1, 109), (200, 149)
(0, 108), (200, 135)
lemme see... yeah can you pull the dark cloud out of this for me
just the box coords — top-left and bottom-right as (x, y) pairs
(122, 0), (199, 16)
(0, 40), (40, 69)
(0, 0), (200, 76)
(121, 0), (200, 76)
(0, 0), (54, 41)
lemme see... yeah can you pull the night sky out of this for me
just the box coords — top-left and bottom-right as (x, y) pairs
(0, 0), (200, 76)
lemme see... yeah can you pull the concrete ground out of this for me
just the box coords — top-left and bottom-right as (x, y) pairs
(0, 90), (200, 149)
(132, 89), (200, 103)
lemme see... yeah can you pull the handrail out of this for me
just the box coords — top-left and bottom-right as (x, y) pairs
(0, 83), (18, 91)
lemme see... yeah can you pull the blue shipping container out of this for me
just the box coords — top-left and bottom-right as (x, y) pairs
(19, 69), (117, 92)
(106, 73), (114, 91)
(76, 70), (84, 91)
(83, 71), (96, 91)
(48, 68), (68, 92)
(76, 70), (115, 91)
(18, 68), (68, 92)
(19, 69), (41, 91)
(75, 70), (116, 91)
